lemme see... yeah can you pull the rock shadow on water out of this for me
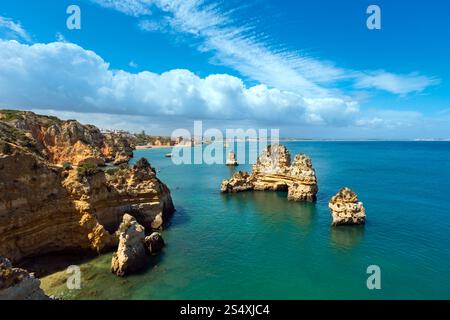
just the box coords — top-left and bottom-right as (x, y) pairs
(167, 206), (191, 228)
(330, 225), (365, 250)
(40, 249), (168, 300)
(221, 191), (317, 227)
(18, 251), (100, 278)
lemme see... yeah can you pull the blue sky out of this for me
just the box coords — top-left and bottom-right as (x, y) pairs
(0, 0), (449, 138)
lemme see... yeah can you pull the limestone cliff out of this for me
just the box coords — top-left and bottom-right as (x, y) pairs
(0, 110), (135, 166)
(328, 187), (366, 226)
(221, 145), (318, 202)
(0, 110), (175, 264)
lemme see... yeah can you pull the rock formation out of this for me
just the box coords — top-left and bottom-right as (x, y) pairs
(226, 151), (238, 166)
(144, 232), (165, 255)
(0, 110), (135, 166)
(221, 145), (318, 202)
(0, 256), (50, 300)
(328, 188), (366, 226)
(111, 214), (147, 277)
(0, 110), (175, 264)
(220, 171), (254, 193)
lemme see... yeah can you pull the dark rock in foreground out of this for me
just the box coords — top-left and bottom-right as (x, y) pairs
(145, 232), (165, 255)
(0, 256), (50, 300)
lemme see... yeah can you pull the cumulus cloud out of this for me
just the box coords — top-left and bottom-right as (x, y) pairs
(0, 16), (31, 42)
(0, 40), (360, 127)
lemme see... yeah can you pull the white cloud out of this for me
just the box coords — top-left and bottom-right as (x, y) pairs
(354, 71), (439, 95)
(91, 0), (152, 16)
(0, 40), (362, 127)
(355, 110), (424, 129)
(91, 0), (438, 97)
(0, 16), (31, 42)
(138, 19), (165, 32)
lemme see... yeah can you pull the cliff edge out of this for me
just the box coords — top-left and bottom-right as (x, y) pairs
(0, 110), (175, 264)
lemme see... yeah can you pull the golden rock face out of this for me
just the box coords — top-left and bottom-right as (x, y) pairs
(221, 144), (318, 202)
(329, 187), (366, 226)
(0, 110), (135, 166)
(111, 214), (147, 277)
(0, 111), (174, 264)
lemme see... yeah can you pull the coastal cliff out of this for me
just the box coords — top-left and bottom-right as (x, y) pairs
(221, 145), (318, 202)
(0, 110), (135, 166)
(0, 110), (175, 264)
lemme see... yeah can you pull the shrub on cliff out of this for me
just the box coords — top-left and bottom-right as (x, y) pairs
(0, 141), (12, 155)
(62, 161), (72, 171)
(106, 167), (120, 175)
(0, 109), (22, 121)
(77, 163), (99, 177)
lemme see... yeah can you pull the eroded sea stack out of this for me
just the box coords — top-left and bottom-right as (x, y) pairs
(221, 145), (318, 202)
(110, 214), (166, 276)
(111, 214), (147, 276)
(0, 110), (175, 265)
(328, 187), (366, 226)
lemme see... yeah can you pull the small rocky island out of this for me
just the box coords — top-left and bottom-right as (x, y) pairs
(226, 151), (238, 166)
(111, 214), (165, 276)
(221, 145), (318, 202)
(329, 188), (366, 226)
(0, 110), (175, 298)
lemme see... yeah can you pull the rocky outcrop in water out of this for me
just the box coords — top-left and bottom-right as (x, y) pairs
(111, 214), (147, 277)
(144, 232), (165, 255)
(226, 151), (238, 166)
(220, 171), (254, 193)
(0, 256), (50, 300)
(111, 216), (166, 276)
(0, 110), (175, 264)
(329, 188), (366, 226)
(221, 145), (318, 202)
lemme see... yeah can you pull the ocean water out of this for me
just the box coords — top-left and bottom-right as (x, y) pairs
(41, 142), (450, 299)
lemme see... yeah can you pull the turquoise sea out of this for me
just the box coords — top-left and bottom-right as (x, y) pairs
(42, 141), (450, 299)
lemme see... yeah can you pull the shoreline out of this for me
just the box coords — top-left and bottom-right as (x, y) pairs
(135, 145), (174, 150)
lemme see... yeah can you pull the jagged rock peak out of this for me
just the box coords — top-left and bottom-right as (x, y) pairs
(253, 144), (291, 174)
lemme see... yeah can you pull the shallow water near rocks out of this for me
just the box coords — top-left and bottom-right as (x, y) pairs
(41, 141), (450, 299)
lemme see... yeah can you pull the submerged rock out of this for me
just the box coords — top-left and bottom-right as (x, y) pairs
(144, 232), (165, 255)
(329, 188), (366, 226)
(221, 145), (318, 202)
(0, 256), (51, 300)
(111, 214), (147, 277)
